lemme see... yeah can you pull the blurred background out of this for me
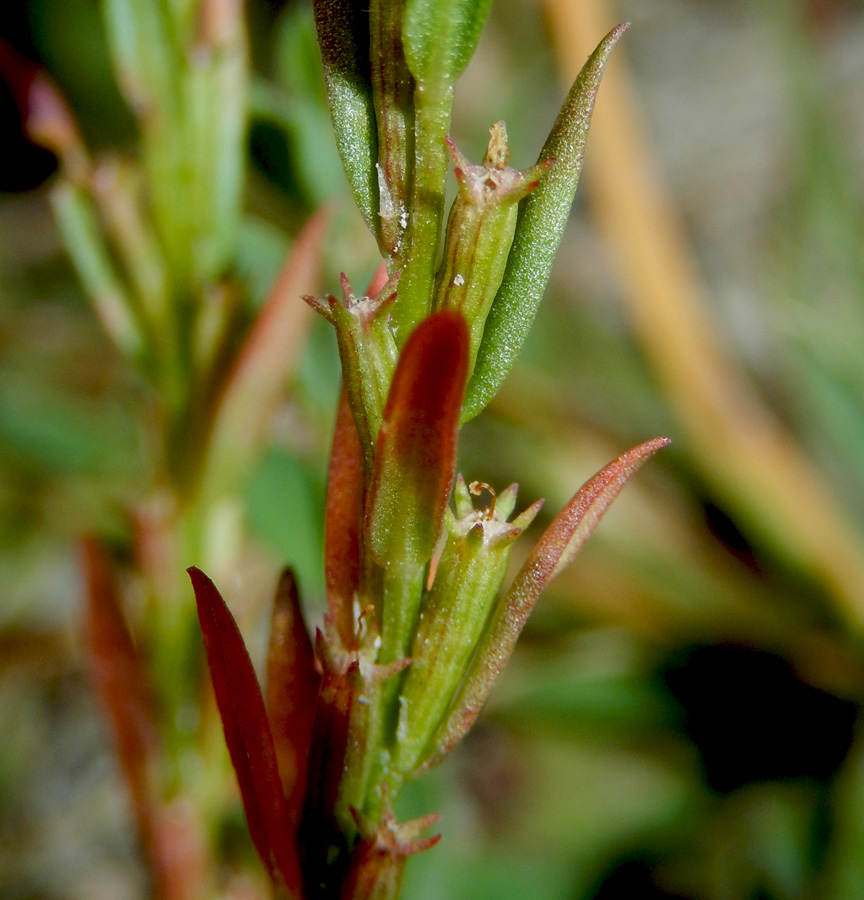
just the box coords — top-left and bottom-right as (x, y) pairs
(3, 0), (864, 898)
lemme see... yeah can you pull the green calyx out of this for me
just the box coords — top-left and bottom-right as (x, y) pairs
(390, 477), (542, 779)
(435, 122), (551, 377)
(305, 273), (400, 461)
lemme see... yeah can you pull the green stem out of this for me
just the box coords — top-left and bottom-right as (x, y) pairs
(389, 82), (453, 343)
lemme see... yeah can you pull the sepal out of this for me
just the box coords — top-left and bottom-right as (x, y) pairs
(305, 272), (400, 459)
(339, 799), (441, 900)
(435, 122), (551, 375)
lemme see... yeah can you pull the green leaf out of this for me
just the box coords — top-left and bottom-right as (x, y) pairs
(313, 0), (379, 234)
(102, 0), (177, 114)
(51, 182), (143, 360)
(182, 10), (247, 284)
(462, 23), (629, 422)
(402, 0), (493, 86)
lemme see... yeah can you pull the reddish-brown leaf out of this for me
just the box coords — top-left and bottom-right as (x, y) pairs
(82, 539), (161, 865)
(265, 569), (320, 830)
(0, 37), (86, 172)
(324, 388), (364, 648)
(202, 209), (327, 497)
(188, 567), (303, 896)
(425, 437), (670, 766)
(366, 310), (470, 570)
(298, 631), (359, 897)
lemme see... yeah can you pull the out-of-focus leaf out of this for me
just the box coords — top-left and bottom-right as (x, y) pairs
(463, 23), (628, 421)
(261, 1), (347, 207)
(82, 538), (160, 862)
(202, 210), (326, 499)
(183, 0), (247, 284)
(188, 566), (303, 894)
(247, 451), (325, 597)
(102, 0), (176, 116)
(0, 379), (140, 477)
(51, 183), (143, 361)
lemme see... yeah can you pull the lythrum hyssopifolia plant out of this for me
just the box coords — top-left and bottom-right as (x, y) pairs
(187, 3), (668, 898)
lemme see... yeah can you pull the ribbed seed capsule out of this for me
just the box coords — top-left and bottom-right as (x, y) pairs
(434, 122), (551, 375)
(391, 477), (543, 778)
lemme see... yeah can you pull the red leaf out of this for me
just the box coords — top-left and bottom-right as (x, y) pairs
(265, 569), (320, 830)
(188, 567), (303, 896)
(82, 538), (160, 866)
(324, 388), (364, 648)
(367, 310), (470, 570)
(0, 37), (86, 169)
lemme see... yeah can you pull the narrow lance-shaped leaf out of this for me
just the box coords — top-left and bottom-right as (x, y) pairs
(82, 538), (161, 868)
(367, 310), (469, 668)
(188, 567), (304, 896)
(366, 310), (469, 573)
(324, 387), (365, 649)
(421, 436), (670, 768)
(102, 0), (177, 116)
(52, 183), (144, 361)
(463, 23), (629, 421)
(202, 209), (326, 499)
(313, 0), (379, 236)
(183, 0), (248, 284)
(300, 629), (364, 895)
(265, 569), (320, 830)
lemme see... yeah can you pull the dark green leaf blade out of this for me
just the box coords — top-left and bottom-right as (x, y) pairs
(462, 23), (629, 421)
(313, 0), (379, 235)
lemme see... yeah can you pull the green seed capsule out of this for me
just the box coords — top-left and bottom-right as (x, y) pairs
(434, 122), (550, 375)
(391, 477), (542, 777)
